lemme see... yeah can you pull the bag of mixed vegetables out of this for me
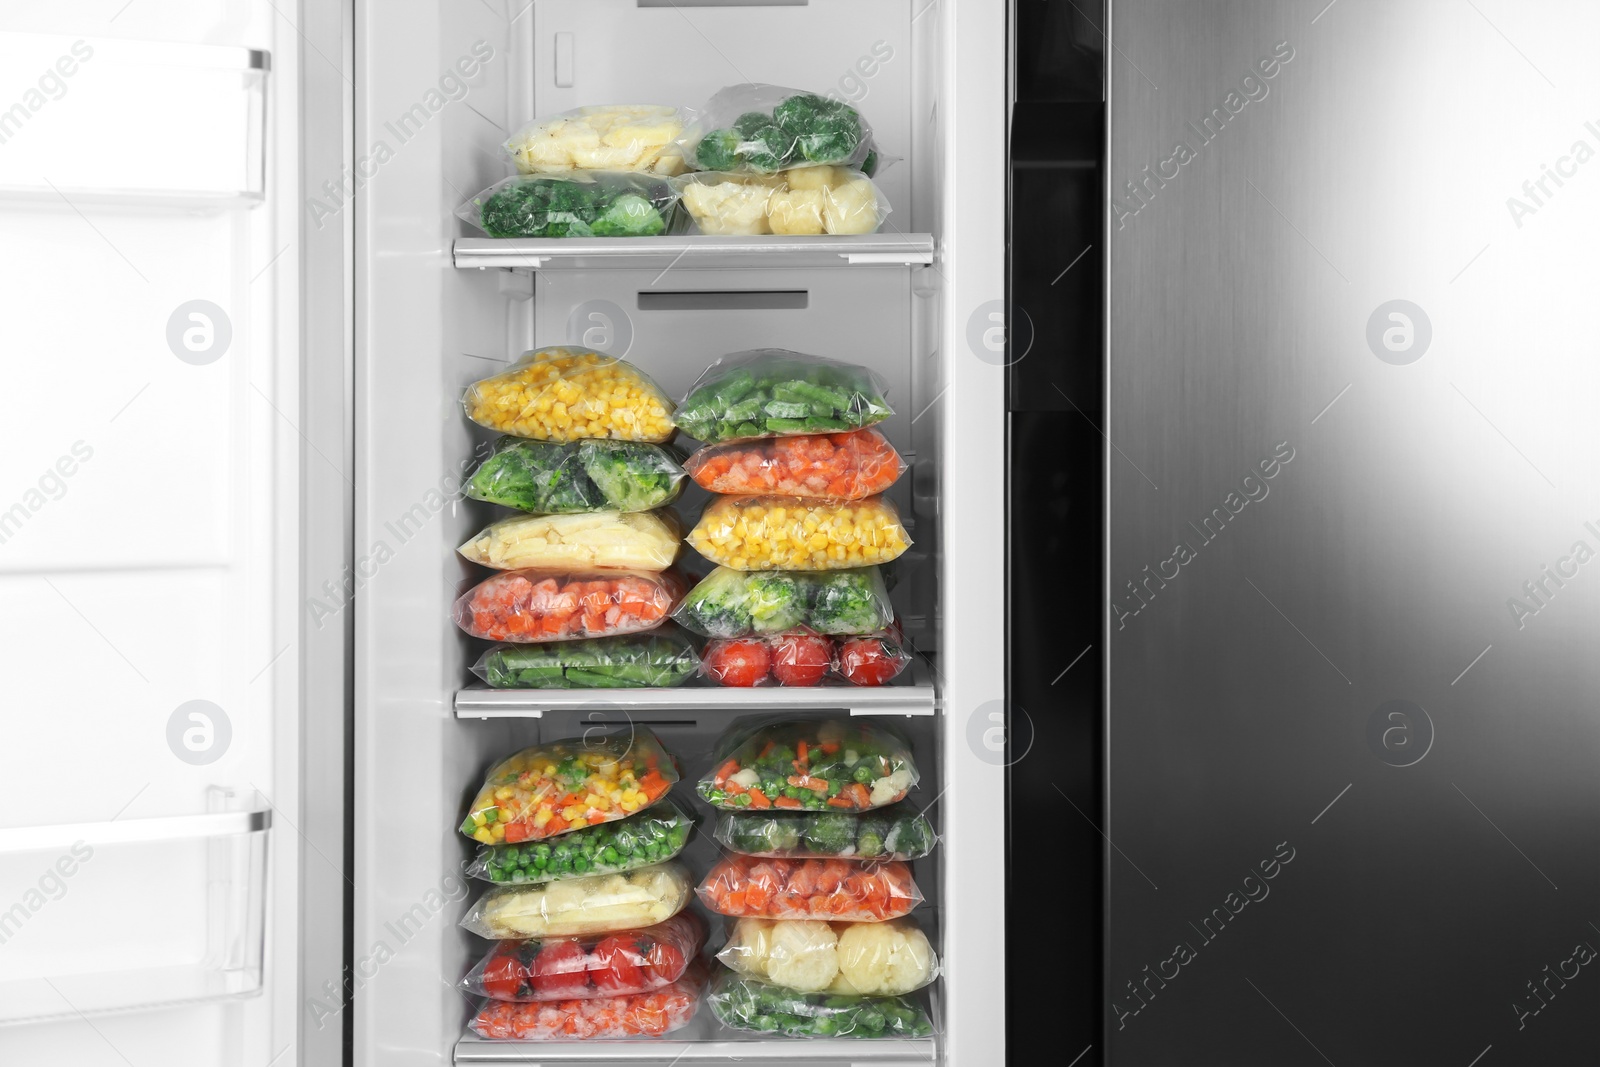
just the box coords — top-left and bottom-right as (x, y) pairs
(677, 84), (881, 175)
(467, 438), (686, 514)
(707, 971), (934, 1039)
(718, 917), (938, 996)
(459, 510), (681, 572)
(462, 912), (705, 1002)
(699, 718), (918, 811)
(505, 104), (689, 176)
(463, 346), (676, 443)
(673, 566), (893, 638)
(453, 571), (684, 643)
(678, 167), (888, 236)
(472, 629), (700, 690)
(469, 963), (707, 1040)
(461, 862), (693, 939)
(688, 495), (910, 571)
(714, 808), (936, 860)
(702, 626), (911, 688)
(468, 799), (695, 884)
(459, 171), (682, 238)
(697, 856), (921, 922)
(685, 428), (901, 498)
(461, 729), (677, 845)
(676, 349), (892, 444)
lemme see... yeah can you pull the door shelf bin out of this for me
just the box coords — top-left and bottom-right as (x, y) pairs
(0, 806), (271, 1026)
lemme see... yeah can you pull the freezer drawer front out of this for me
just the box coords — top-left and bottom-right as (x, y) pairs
(1106, 3), (1600, 1065)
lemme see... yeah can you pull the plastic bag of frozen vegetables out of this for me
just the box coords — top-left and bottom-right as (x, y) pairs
(453, 571), (684, 643)
(462, 912), (705, 1001)
(459, 171), (682, 238)
(467, 438), (686, 514)
(698, 855), (921, 922)
(463, 347), (675, 443)
(708, 971), (933, 1039)
(678, 167), (889, 236)
(676, 349), (892, 444)
(459, 511), (681, 572)
(698, 718), (917, 812)
(673, 566), (893, 638)
(504, 104), (689, 176)
(702, 627), (911, 688)
(714, 808), (936, 860)
(461, 862), (692, 939)
(688, 495), (910, 571)
(685, 428), (902, 498)
(468, 799), (695, 883)
(676, 84), (881, 175)
(469, 963), (706, 1040)
(472, 629), (699, 690)
(718, 916), (938, 996)
(462, 729), (677, 845)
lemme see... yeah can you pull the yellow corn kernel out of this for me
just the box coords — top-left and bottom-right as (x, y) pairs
(473, 828), (494, 844)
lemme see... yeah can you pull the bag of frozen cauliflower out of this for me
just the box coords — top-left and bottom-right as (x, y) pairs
(687, 495), (910, 571)
(678, 167), (889, 236)
(505, 104), (689, 176)
(463, 347), (676, 443)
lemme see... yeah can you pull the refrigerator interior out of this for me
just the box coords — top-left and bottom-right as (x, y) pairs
(350, 1), (1005, 1062)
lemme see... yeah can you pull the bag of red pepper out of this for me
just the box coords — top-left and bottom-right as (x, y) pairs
(462, 912), (706, 1002)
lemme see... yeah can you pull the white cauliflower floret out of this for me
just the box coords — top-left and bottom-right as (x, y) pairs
(729, 767), (761, 789)
(719, 918), (776, 977)
(682, 180), (772, 235)
(507, 105), (685, 175)
(768, 188), (827, 235)
(869, 768), (915, 807)
(823, 178), (882, 235)
(836, 919), (935, 995)
(783, 165), (844, 191)
(764, 920), (840, 992)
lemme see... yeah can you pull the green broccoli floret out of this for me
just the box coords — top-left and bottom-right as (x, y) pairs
(740, 124), (793, 172)
(772, 93), (830, 133)
(589, 193), (665, 237)
(745, 573), (804, 632)
(734, 110), (774, 137)
(883, 812), (937, 858)
(862, 149), (879, 177)
(728, 814), (802, 854)
(801, 812), (857, 855)
(678, 567), (756, 637)
(695, 128), (743, 171)
(577, 441), (680, 511)
(795, 104), (863, 165)
(807, 569), (891, 635)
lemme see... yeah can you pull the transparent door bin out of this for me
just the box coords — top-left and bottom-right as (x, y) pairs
(0, 786), (270, 1026)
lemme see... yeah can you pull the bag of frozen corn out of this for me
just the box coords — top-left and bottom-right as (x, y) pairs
(458, 511), (681, 572)
(687, 495), (909, 571)
(505, 104), (689, 176)
(463, 347), (676, 443)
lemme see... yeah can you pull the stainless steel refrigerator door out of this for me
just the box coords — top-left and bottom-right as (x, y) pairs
(1106, 2), (1600, 1065)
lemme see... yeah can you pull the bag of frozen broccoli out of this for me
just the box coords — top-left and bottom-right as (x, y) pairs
(714, 808), (937, 860)
(672, 566), (893, 638)
(467, 438), (686, 514)
(459, 171), (683, 238)
(676, 84), (881, 175)
(676, 349), (893, 444)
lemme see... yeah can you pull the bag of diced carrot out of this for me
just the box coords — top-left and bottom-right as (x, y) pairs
(697, 855), (921, 922)
(453, 571), (685, 643)
(684, 428), (903, 498)
(468, 962), (706, 1040)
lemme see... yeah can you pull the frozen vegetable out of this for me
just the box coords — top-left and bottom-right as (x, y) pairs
(676, 349), (892, 444)
(505, 104), (688, 176)
(470, 963), (706, 1040)
(719, 917), (937, 996)
(461, 862), (693, 939)
(463, 912), (705, 1001)
(467, 438), (686, 514)
(688, 495), (910, 571)
(714, 808), (936, 860)
(678, 167), (889, 235)
(708, 971), (933, 1038)
(472, 630), (700, 690)
(698, 856), (920, 922)
(463, 346), (675, 443)
(453, 571), (683, 643)
(460, 171), (680, 238)
(461, 730), (677, 845)
(701, 627), (910, 688)
(675, 567), (901, 639)
(469, 799), (694, 883)
(459, 511), (680, 572)
(685, 429), (902, 498)
(698, 718), (918, 811)
(678, 85), (880, 174)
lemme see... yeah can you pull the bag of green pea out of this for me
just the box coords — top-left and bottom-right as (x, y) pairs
(466, 799), (695, 884)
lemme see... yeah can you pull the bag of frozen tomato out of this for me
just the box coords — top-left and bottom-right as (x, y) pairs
(708, 971), (933, 1039)
(676, 84), (882, 175)
(470, 962), (707, 1040)
(462, 912), (706, 1002)
(676, 349), (892, 445)
(718, 916), (938, 996)
(452, 571), (684, 643)
(702, 626), (911, 688)
(466, 438), (687, 514)
(688, 495), (910, 571)
(462, 863), (694, 940)
(504, 104), (690, 176)
(697, 856), (921, 922)
(463, 346), (676, 443)
(714, 807), (937, 861)
(472, 629), (700, 690)
(698, 718), (918, 811)
(673, 566), (894, 639)
(684, 428), (902, 498)
(461, 729), (677, 846)
(468, 799), (696, 884)
(458, 511), (681, 572)
(459, 171), (683, 238)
